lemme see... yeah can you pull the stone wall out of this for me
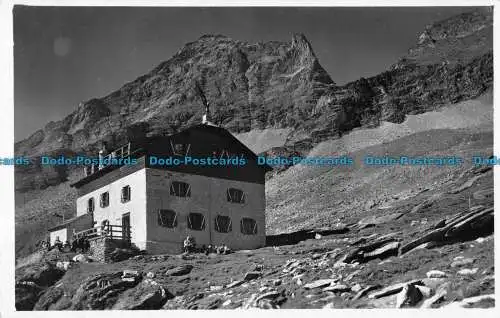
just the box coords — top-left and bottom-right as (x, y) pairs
(89, 237), (130, 262)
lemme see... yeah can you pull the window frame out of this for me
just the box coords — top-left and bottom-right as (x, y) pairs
(121, 185), (131, 203)
(187, 212), (206, 231)
(170, 181), (191, 198)
(157, 209), (178, 228)
(87, 197), (95, 213)
(170, 140), (191, 156)
(227, 188), (245, 204)
(240, 217), (258, 235)
(214, 215), (232, 233)
(100, 191), (109, 208)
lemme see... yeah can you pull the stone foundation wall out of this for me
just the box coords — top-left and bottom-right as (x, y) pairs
(89, 237), (130, 262)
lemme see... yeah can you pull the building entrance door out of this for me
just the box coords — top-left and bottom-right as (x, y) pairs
(122, 213), (131, 242)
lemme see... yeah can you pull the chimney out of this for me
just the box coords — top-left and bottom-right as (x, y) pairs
(98, 149), (105, 170)
(202, 102), (210, 124)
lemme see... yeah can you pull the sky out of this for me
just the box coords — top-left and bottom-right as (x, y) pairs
(14, 6), (479, 141)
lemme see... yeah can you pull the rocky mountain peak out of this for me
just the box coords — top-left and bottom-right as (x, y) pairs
(198, 34), (232, 41)
(291, 33), (314, 54)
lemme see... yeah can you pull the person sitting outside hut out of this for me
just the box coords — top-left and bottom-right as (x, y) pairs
(63, 240), (71, 252)
(83, 236), (91, 253)
(183, 235), (196, 253)
(222, 244), (232, 255)
(206, 244), (214, 255)
(53, 237), (63, 251)
(71, 238), (79, 253)
(100, 220), (110, 236)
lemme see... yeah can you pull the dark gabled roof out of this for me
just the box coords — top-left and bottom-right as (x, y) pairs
(143, 124), (270, 164)
(70, 124), (272, 188)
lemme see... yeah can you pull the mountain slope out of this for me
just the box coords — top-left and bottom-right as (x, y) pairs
(266, 94), (493, 234)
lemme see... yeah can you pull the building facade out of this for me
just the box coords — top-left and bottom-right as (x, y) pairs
(47, 214), (93, 246)
(66, 124), (270, 254)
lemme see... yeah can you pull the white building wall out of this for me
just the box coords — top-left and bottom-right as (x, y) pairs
(145, 168), (266, 254)
(75, 169), (148, 250)
(49, 228), (67, 246)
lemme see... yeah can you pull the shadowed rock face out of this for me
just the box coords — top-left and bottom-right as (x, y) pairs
(14, 9), (492, 193)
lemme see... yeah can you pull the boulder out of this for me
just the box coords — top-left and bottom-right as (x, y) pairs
(226, 280), (244, 288)
(421, 278), (448, 290)
(165, 264), (193, 276)
(450, 258), (475, 268)
(112, 279), (173, 310)
(255, 291), (280, 303)
(363, 241), (400, 260)
(304, 279), (336, 289)
(352, 285), (380, 301)
(351, 284), (362, 293)
(243, 271), (261, 281)
(415, 285), (432, 298)
(56, 261), (72, 271)
(426, 270), (447, 278)
(457, 268), (478, 276)
(344, 236), (401, 264)
(352, 234), (379, 246)
(323, 284), (350, 293)
(209, 285), (223, 292)
(243, 290), (284, 309)
(368, 279), (423, 299)
(395, 284), (422, 308)
(420, 288), (447, 308)
(73, 254), (89, 263)
(122, 270), (141, 282)
(401, 207), (494, 255)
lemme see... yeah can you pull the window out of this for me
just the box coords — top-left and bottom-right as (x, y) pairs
(170, 140), (190, 156)
(240, 218), (258, 235)
(158, 209), (177, 228)
(100, 192), (109, 208)
(214, 215), (232, 233)
(87, 198), (95, 213)
(187, 213), (206, 231)
(170, 181), (191, 197)
(227, 188), (245, 204)
(121, 185), (131, 203)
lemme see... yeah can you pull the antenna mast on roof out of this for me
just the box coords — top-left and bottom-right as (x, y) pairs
(194, 81), (215, 126)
